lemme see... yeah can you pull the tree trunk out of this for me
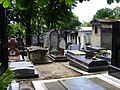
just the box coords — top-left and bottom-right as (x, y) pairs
(25, 9), (32, 46)
(26, 23), (31, 46)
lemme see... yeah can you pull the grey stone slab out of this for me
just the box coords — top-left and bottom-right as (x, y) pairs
(9, 61), (34, 68)
(59, 77), (106, 90)
(68, 44), (80, 50)
(69, 59), (108, 72)
(89, 77), (120, 90)
(66, 50), (86, 56)
(67, 53), (108, 67)
(48, 54), (68, 61)
(87, 45), (106, 52)
(9, 61), (39, 79)
(44, 81), (67, 90)
(11, 67), (34, 75)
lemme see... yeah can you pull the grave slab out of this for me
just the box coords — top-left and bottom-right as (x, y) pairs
(59, 77), (106, 90)
(9, 61), (39, 79)
(66, 53), (108, 72)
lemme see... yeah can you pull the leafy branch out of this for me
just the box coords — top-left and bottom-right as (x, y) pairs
(0, 0), (119, 8)
(0, 66), (15, 90)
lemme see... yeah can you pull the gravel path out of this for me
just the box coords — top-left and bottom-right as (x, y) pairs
(35, 62), (82, 80)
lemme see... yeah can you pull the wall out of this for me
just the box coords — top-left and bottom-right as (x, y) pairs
(77, 31), (92, 49)
(101, 24), (112, 49)
(92, 26), (101, 47)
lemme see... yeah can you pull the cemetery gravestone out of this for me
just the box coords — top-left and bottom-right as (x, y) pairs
(32, 34), (38, 46)
(49, 30), (59, 54)
(43, 29), (52, 48)
(48, 30), (68, 61)
(59, 37), (66, 55)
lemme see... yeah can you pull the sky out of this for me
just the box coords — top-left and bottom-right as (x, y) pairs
(72, 0), (120, 22)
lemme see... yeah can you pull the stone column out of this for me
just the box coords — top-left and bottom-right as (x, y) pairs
(0, 4), (8, 75)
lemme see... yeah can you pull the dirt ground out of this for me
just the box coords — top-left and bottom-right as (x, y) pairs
(35, 62), (82, 80)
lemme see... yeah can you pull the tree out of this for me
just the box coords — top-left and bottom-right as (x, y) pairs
(93, 8), (115, 20)
(81, 22), (91, 27)
(58, 14), (81, 30)
(113, 6), (120, 20)
(41, 0), (77, 29)
(0, 0), (119, 9)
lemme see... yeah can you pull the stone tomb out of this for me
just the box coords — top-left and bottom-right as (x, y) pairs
(32, 76), (120, 90)
(27, 46), (52, 64)
(48, 30), (68, 61)
(66, 50), (108, 72)
(9, 61), (39, 78)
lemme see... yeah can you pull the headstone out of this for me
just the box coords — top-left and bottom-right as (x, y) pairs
(48, 30), (68, 61)
(49, 30), (59, 54)
(43, 29), (51, 48)
(59, 37), (66, 55)
(32, 34), (38, 46)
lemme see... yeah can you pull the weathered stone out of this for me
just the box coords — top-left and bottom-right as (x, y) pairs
(67, 53), (108, 72)
(27, 46), (52, 64)
(59, 77), (106, 90)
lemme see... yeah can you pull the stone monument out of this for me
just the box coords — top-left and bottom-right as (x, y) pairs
(8, 35), (19, 56)
(59, 37), (66, 55)
(43, 29), (51, 48)
(27, 46), (52, 64)
(47, 30), (68, 61)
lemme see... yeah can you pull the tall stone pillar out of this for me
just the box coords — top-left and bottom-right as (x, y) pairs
(109, 22), (120, 79)
(0, 5), (8, 75)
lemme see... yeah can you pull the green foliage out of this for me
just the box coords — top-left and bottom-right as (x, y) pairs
(107, 0), (120, 4)
(0, 0), (119, 8)
(113, 6), (120, 20)
(93, 8), (115, 19)
(96, 50), (109, 57)
(81, 22), (91, 27)
(0, 0), (11, 8)
(58, 14), (81, 30)
(93, 6), (120, 20)
(8, 23), (26, 36)
(0, 68), (15, 90)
